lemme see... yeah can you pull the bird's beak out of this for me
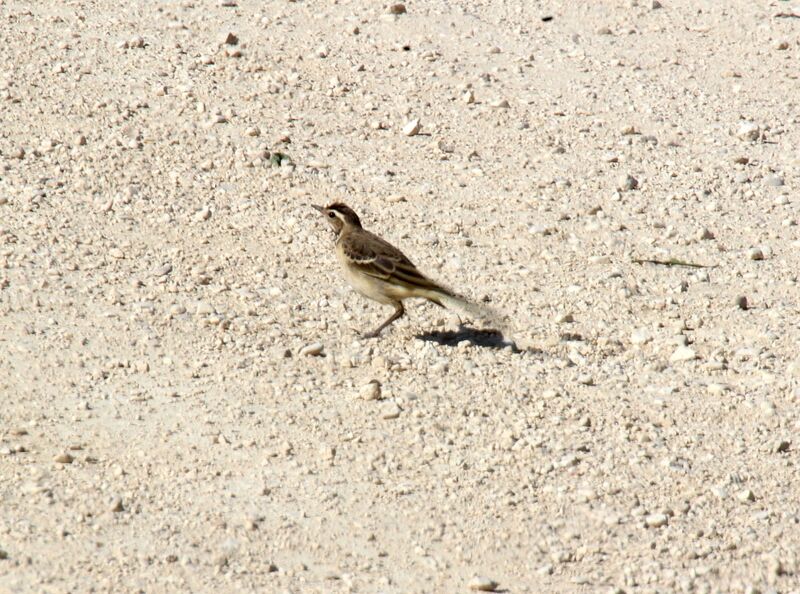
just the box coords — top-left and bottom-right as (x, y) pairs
(311, 204), (324, 213)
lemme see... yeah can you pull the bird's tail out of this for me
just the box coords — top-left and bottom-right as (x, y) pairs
(422, 288), (510, 337)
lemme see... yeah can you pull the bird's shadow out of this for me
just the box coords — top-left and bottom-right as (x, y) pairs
(416, 325), (521, 351)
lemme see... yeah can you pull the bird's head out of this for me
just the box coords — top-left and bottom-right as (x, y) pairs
(311, 202), (362, 235)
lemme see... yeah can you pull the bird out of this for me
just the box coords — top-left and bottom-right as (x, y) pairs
(311, 202), (483, 338)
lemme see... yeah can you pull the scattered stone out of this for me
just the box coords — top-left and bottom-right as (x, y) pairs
(736, 121), (760, 141)
(152, 263), (173, 277)
(359, 380), (382, 401)
(698, 227), (715, 240)
(748, 247), (764, 261)
(630, 328), (652, 345)
(388, 3), (406, 14)
(764, 174), (784, 187)
(620, 174), (638, 191)
(299, 342), (324, 357)
(468, 576), (499, 592)
(463, 90), (475, 104)
(555, 312), (574, 324)
(244, 126), (260, 137)
(645, 513), (668, 528)
(195, 302), (215, 315)
(110, 497), (124, 512)
(490, 99), (510, 108)
(651, 0), (662, 8)
(775, 41), (789, 51)
(9, 146), (25, 159)
(735, 295), (748, 310)
(195, 206), (212, 222)
(402, 119), (421, 137)
(733, 156), (749, 165)
(737, 489), (755, 503)
(670, 346), (696, 363)
(221, 32), (239, 46)
(597, 26), (613, 35)
(381, 402), (402, 419)
(771, 439), (790, 453)
(54, 453), (74, 464)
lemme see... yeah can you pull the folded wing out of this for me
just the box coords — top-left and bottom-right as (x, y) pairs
(340, 232), (447, 293)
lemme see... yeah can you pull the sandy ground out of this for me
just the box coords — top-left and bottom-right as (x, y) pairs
(2, 0), (800, 592)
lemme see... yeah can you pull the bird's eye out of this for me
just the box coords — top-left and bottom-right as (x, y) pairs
(328, 212), (336, 218)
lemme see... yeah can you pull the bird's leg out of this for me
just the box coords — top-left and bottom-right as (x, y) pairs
(363, 302), (405, 338)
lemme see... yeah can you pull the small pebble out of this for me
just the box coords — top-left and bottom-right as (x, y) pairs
(152, 263), (172, 277)
(54, 453), (74, 464)
(402, 119), (421, 137)
(388, 3), (406, 14)
(620, 174), (638, 191)
(630, 328), (652, 345)
(196, 302), (215, 315)
(299, 343), (324, 357)
(737, 489), (755, 503)
(645, 513), (668, 528)
(771, 440), (790, 453)
(468, 576), (499, 592)
(670, 346), (696, 363)
(490, 99), (510, 108)
(764, 174), (784, 187)
(736, 121), (760, 141)
(381, 402), (402, 419)
(748, 247), (764, 261)
(735, 295), (748, 310)
(359, 380), (382, 401)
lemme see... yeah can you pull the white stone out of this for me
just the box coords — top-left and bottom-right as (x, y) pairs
(299, 343), (324, 357)
(468, 576), (498, 591)
(630, 328), (652, 345)
(402, 119), (421, 136)
(670, 346), (696, 363)
(645, 513), (668, 528)
(736, 121), (760, 141)
(359, 380), (382, 401)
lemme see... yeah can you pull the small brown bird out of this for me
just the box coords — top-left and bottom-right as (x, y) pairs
(312, 203), (478, 337)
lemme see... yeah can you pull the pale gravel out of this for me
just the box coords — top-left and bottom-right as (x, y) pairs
(1, 1), (800, 593)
